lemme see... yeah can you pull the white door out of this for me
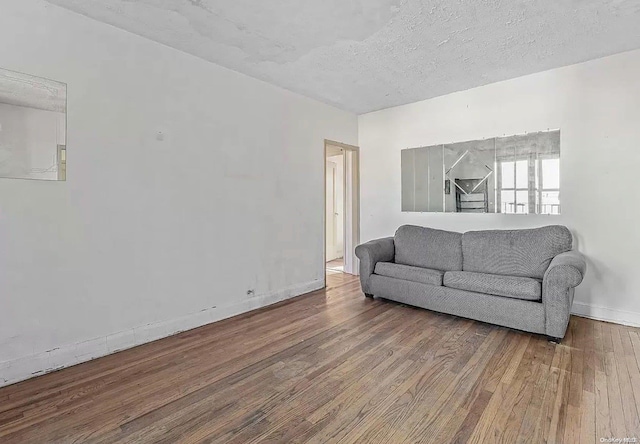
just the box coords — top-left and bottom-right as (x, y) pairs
(343, 149), (358, 275)
(326, 161), (339, 262)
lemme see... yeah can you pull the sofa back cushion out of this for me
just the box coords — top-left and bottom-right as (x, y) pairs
(394, 225), (463, 271)
(462, 225), (572, 279)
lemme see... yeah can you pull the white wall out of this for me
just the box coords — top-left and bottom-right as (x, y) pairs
(359, 48), (640, 327)
(0, 0), (357, 386)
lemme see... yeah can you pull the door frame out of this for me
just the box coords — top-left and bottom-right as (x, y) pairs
(323, 139), (360, 284)
(325, 159), (339, 262)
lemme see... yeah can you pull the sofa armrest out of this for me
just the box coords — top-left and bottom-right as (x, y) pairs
(354, 237), (395, 294)
(543, 250), (587, 338)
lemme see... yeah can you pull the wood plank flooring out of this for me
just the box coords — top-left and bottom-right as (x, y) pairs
(1, 272), (639, 443)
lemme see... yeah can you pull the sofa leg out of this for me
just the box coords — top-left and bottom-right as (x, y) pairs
(364, 293), (374, 298)
(547, 336), (562, 344)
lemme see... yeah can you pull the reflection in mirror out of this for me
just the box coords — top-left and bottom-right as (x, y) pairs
(0, 67), (67, 181)
(444, 138), (495, 213)
(401, 130), (560, 214)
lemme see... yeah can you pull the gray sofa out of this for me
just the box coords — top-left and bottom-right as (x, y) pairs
(355, 225), (586, 341)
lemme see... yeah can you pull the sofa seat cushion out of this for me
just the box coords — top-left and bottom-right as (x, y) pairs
(374, 262), (444, 286)
(443, 271), (541, 301)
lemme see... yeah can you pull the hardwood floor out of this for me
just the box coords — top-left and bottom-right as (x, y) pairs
(1, 272), (639, 443)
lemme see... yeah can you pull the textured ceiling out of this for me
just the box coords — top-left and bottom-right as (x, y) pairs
(46, 0), (640, 114)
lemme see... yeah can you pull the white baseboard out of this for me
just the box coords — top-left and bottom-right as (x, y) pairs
(572, 302), (640, 328)
(0, 279), (323, 388)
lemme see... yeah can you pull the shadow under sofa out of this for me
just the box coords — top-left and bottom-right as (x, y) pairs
(355, 225), (586, 342)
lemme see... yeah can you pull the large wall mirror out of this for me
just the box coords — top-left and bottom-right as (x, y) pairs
(0, 67), (67, 181)
(401, 130), (560, 214)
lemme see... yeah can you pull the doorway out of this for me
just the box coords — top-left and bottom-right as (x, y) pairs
(324, 140), (360, 279)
